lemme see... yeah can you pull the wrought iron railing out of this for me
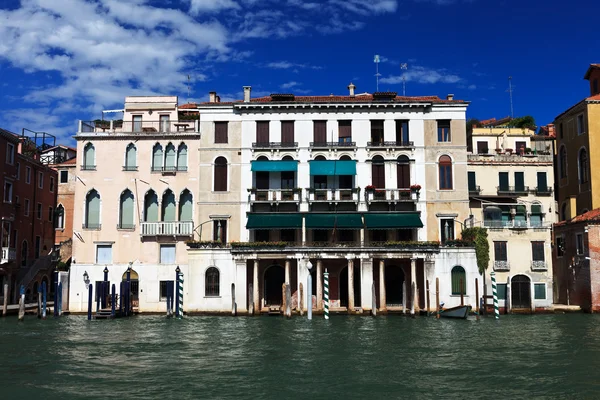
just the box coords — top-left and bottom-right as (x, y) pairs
(365, 188), (416, 202)
(468, 186), (481, 194)
(248, 189), (302, 202)
(497, 186), (529, 195)
(310, 141), (356, 148)
(252, 142), (298, 149)
(80, 120), (199, 134)
(366, 141), (414, 147)
(307, 188), (360, 202)
(533, 186), (553, 196)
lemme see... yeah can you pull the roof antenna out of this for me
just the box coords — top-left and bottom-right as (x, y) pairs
(187, 74), (191, 103)
(374, 55), (381, 92)
(507, 76), (514, 119)
(400, 63), (408, 96)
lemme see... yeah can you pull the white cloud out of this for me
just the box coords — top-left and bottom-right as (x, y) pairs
(266, 61), (322, 70)
(280, 81), (300, 90)
(188, 0), (241, 14)
(381, 66), (462, 85)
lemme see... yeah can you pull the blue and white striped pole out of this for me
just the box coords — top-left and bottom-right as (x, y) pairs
(491, 271), (499, 320)
(324, 269), (329, 320)
(176, 266), (183, 319)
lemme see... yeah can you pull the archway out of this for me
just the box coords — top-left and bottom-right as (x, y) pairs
(122, 269), (140, 307)
(385, 265), (405, 306)
(264, 265), (285, 306)
(511, 275), (531, 309)
(339, 266), (361, 308)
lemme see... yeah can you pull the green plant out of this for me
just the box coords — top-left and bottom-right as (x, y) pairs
(443, 239), (474, 247)
(461, 227), (489, 275)
(186, 240), (226, 249)
(383, 241), (440, 248)
(230, 241), (288, 249)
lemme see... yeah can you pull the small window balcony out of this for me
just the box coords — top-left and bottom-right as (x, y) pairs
(248, 189), (302, 203)
(252, 142), (298, 149)
(493, 260), (510, 271)
(310, 141), (356, 149)
(306, 188), (360, 203)
(531, 260), (547, 271)
(366, 140), (414, 149)
(1, 247), (16, 264)
(140, 221), (193, 237)
(468, 185), (481, 195)
(497, 186), (529, 196)
(365, 188), (417, 203)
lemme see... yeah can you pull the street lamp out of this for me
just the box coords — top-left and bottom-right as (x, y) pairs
(83, 271), (90, 288)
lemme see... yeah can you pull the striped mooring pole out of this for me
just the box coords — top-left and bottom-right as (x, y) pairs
(177, 267), (184, 319)
(491, 271), (499, 320)
(324, 268), (329, 320)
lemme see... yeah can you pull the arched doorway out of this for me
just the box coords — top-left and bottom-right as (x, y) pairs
(511, 275), (531, 309)
(385, 265), (405, 306)
(122, 269), (140, 308)
(339, 266), (361, 308)
(264, 265), (285, 306)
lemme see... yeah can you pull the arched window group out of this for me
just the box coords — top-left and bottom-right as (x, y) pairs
(119, 189), (135, 229)
(151, 142), (187, 172)
(205, 267), (220, 297)
(451, 266), (466, 295)
(214, 157), (228, 191)
(438, 155), (453, 190)
(143, 189), (193, 222)
(578, 148), (589, 184)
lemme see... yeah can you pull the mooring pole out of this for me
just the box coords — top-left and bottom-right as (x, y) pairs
(460, 279), (464, 306)
(87, 284), (93, 321)
(111, 284), (116, 318)
(177, 267), (184, 319)
(475, 278), (480, 320)
(307, 274), (312, 320)
(281, 283), (287, 317)
(371, 283), (377, 317)
(426, 280), (431, 316)
(119, 282), (123, 314)
(231, 283), (236, 316)
(126, 266), (132, 316)
(42, 281), (47, 319)
(18, 286), (25, 321)
(54, 270), (59, 317)
(402, 281), (407, 315)
(285, 284), (292, 318)
(37, 289), (42, 318)
(299, 282), (304, 316)
(324, 269), (330, 320)
(410, 282), (416, 317)
(2, 283), (8, 317)
(491, 271), (499, 319)
(435, 277), (440, 319)
(58, 282), (63, 316)
(248, 283), (254, 316)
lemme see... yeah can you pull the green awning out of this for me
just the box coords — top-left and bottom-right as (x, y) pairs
(251, 160), (298, 172)
(364, 213), (424, 229)
(305, 214), (363, 230)
(309, 160), (356, 176)
(246, 214), (303, 230)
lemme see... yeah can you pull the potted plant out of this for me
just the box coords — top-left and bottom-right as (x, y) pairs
(505, 148), (513, 155)
(365, 185), (376, 192)
(495, 148), (503, 154)
(410, 184), (421, 193)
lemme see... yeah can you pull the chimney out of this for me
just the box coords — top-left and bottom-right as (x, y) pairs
(446, 94), (454, 101)
(348, 82), (356, 97)
(243, 86), (251, 103)
(216, 95), (221, 103)
(209, 91), (217, 103)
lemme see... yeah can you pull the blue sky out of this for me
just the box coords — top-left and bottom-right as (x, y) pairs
(1, 0), (599, 144)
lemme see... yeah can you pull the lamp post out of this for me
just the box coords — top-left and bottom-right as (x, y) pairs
(83, 271), (90, 289)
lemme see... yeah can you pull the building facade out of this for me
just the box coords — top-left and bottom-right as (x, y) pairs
(468, 123), (555, 311)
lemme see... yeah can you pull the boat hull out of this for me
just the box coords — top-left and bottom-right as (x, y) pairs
(439, 305), (472, 319)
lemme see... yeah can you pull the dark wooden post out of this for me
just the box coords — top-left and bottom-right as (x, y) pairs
(436, 277), (440, 319)
(475, 278), (480, 320)
(426, 280), (430, 316)
(460, 279), (464, 306)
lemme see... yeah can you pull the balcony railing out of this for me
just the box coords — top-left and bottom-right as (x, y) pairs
(81, 165), (96, 171)
(1, 247), (16, 264)
(80, 120), (199, 134)
(310, 141), (356, 148)
(140, 221), (193, 237)
(531, 260), (548, 271)
(248, 189), (302, 202)
(151, 166), (187, 173)
(82, 223), (101, 230)
(533, 186), (553, 196)
(494, 260), (510, 271)
(307, 188), (360, 202)
(468, 154), (553, 163)
(497, 186), (529, 195)
(365, 188), (416, 202)
(252, 142), (298, 149)
(367, 140), (414, 148)
(483, 220), (552, 229)
(117, 223), (136, 230)
(122, 166), (138, 171)
(468, 186), (481, 195)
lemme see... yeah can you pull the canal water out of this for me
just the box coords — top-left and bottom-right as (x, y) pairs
(1, 314), (599, 399)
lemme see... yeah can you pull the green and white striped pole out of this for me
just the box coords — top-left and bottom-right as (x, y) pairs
(177, 266), (184, 319)
(324, 268), (329, 320)
(490, 271), (499, 320)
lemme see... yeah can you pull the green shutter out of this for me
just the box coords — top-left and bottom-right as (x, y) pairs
(451, 266), (466, 295)
(179, 191), (193, 221)
(144, 192), (158, 222)
(86, 190), (100, 227)
(153, 145), (163, 169)
(177, 144), (188, 170)
(126, 145), (136, 168)
(468, 171), (476, 191)
(534, 283), (546, 300)
(84, 144), (95, 167)
(497, 283), (507, 299)
(165, 143), (176, 168)
(499, 172), (509, 190)
(515, 172), (525, 191)
(120, 191), (134, 227)
(537, 172), (547, 191)
(162, 191), (176, 221)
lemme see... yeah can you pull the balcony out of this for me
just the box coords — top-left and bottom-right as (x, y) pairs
(497, 186), (529, 196)
(483, 220), (552, 230)
(533, 186), (553, 196)
(248, 189), (302, 203)
(310, 141), (356, 149)
(468, 186), (481, 195)
(151, 166), (187, 175)
(1, 247), (16, 264)
(365, 189), (417, 202)
(494, 260), (510, 271)
(79, 120), (199, 135)
(366, 140), (414, 149)
(307, 188), (360, 202)
(252, 142), (298, 149)
(531, 260), (548, 271)
(468, 154), (553, 163)
(81, 165), (96, 171)
(140, 221), (193, 237)
(122, 166), (138, 171)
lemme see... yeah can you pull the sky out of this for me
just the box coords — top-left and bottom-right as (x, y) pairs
(1, 0), (599, 144)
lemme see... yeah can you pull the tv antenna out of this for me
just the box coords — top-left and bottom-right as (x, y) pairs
(507, 76), (514, 119)
(187, 74), (191, 103)
(400, 63), (408, 96)
(374, 55), (381, 92)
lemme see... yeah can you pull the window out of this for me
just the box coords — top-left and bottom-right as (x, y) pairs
(514, 172), (525, 192)
(205, 267), (220, 297)
(476, 141), (488, 154)
(438, 155), (453, 190)
(38, 172), (43, 189)
(559, 123), (564, 139)
(3, 181), (13, 203)
(494, 241), (507, 261)
(160, 114), (170, 132)
(339, 230), (354, 243)
(179, 190), (193, 221)
(6, 143), (15, 165)
(256, 121), (270, 144)
(161, 190), (176, 222)
(578, 148), (589, 184)
(119, 189), (135, 229)
(255, 229), (270, 242)
(214, 157), (228, 192)
(25, 166), (31, 184)
(577, 114), (585, 135)
(281, 121), (295, 144)
(313, 120), (326, 143)
(497, 283), (507, 299)
(531, 241), (545, 261)
(451, 266), (466, 295)
(164, 142), (176, 171)
(561, 203), (568, 222)
(397, 156), (410, 189)
(36, 203), (42, 220)
(177, 143), (188, 171)
(59, 170), (68, 183)
(50, 177), (54, 192)
(160, 244), (176, 264)
(576, 233), (584, 255)
(152, 143), (163, 172)
(371, 156), (385, 189)
(559, 146), (567, 179)
(55, 204), (65, 229)
(534, 283), (546, 300)
(125, 143), (137, 171)
(48, 206), (53, 222)
(159, 281), (172, 301)
(498, 172), (509, 191)
(24, 199), (30, 216)
(281, 229), (295, 242)
(440, 219), (455, 243)
(556, 236), (565, 257)
(468, 171), (477, 192)
(530, 203), (543, 227)
(371, 120), (384, 143)
(96, 244), (112, 264)
(537, 172), (548, 192)
(133, 115), (142, 132)
(215, 122), (228, 144)
(16, 162), (20, 180)
(144, 190), (159, 222)
(213, 220), (227, 243)
(338, 120), (352, 143)
(21, 240), (28, 267)
(83, 143), (95, 169)
(34, 236), (41, 259)
(437, 120), (451, 142)
(515, 141), (526, 154)
(281, 172), (295, 190)
(313, 175), (327, 189)
(396, 120), (409, 144)
(85, 189), (101, 229)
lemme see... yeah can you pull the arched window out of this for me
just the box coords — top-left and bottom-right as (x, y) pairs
(339, 155), (352, 161)
(205, 267), (220, 296)
(281, 155), (295, 190)
(314, 155), (327, 161)
(85, 189), (101, 229)
(579, 148), (589, 184)
(179, 189), (193, 221)
(83, 143), (95, 169)
(397, 155), (410, 189)
(164, 142), (176, 171)
(119, 189), (135, 229)
(177, 143), (188, 172)
(451, 266), (466, 295)
(438, 155), (453, 190)
(530, 203), (543, 227)
(371, 155), (385, 188)
(514, 204), (527, 228)
(559, 146), (567, 179)
(125, 143), (137, 170)
(161, 189), (176, 222)
(152, 143), (163, 172)
(144, 190), (159, 222)
(214, 157), (228, 192)
(55, 204), (65, 229)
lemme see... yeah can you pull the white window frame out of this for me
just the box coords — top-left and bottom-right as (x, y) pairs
(95, 243), (113, 264)
(38, 171), (43, 189)
(59, 170), (69, 184)
(25, 166), (31, 184)
(159, 244), (176, 264)
(6, 142), (15, 165)
(3, 180), (13, 203)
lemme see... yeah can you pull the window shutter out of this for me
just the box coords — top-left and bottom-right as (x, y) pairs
(144, 192), (159, 222)
(215, 122), (228, 143)
(177, 144), (188, 170)
(499, 172), (509, 191)
(339, 121), (351, 139)
(514, 172), (524, 191)
(257, 122), (270, 143)
(532, 242), (545, 261)
(165, 143), (176, 168)
(120, 191), (134, 227)
(162, 191), (176, 222)
(397, 164), (410, 189)
(281, 121), (294, 143)
(372, 162), (385, 188)
(494, 242), (507, 261)
(314, 121), (326, 143)
(451, 267), (466, 295)
(468, 172), (476, 191)
(179, 191), (193, 221)
(153, 145), (163, 169)
(214, 158), (228, 191)
(86, 191), (100, 227)
(537, 172), (547, 191)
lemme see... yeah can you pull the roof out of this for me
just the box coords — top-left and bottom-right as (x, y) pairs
(54, 157), (77, 166)
(0, 128), (20, 143)
(584, 64), (600, 80)
(555, 208), (600, 227)
(179, 103), (198, 109)
(588, 94), (600, 102)
(479, 116), (512, 127)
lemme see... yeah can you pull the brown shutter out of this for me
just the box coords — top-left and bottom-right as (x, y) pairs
(397, 164), (410, 189)
(214, 157), (227, 191)
(372, 163), (385, 188)
(339, 120), (351, 140)
(281, 121), (294, 144)
(314, 121), (326, 143)
(215, 122), (228, 143)
(257, 121), (270, 143)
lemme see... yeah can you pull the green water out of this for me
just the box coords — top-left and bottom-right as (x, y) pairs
(1, 314), (599, 399)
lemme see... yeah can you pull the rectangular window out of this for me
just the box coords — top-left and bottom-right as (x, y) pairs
(515, 141), (527, 153)
(60, 170), (68, 183)
(48, 206), (53, 222)
(396, 120), (409, 144)
(468, 171), (477, 191)
(339, 121), (352, 143)
(26, 166), (31, 184)
(159, 281), (170, 301)
(215, 122), (228, 144)
(313, 229), (328, 242)
(96, 244), (113, 264)
(281, 121), (295, 144)
(280, 229), (295, 243)
(16, 162), (20, 180)
(160, 244), (176, 264)
(371, 120), (384, 143)
(133, 115), (142, 132)
(497, 283), (507, 300)
(3, 181), (13, 203)
(313, 175), (327, 189)
(531, 241), (545, 261)
(556, 236), (564, 257)
(313, 121), (327, 143)
(440, 219), (455, 243)
(437, 120), (451, 142)
(576, 233), (584, 255)
(477, 141), (489, 154)
(537, 172), (548, 192)
(50, 177), (55, 193)
(213, 220), (228, 243)
(577, 114), (585, 135)
(534, 283), (546, 300)
(256, 121), (270, 144)
(35, 236), (41, 259)
(498, 172), (509, 191)
(24, 199), (30, 216)
(36, 203), (42, 220)
(281, 171), (295, 189)
(255, 229), (270, 242)
(38, 172), (43, 189)
(494, 241), (507, 261)
(160, 114), (170, 132)
(514, 172), (525, 191)
(6, 142), (15, 165)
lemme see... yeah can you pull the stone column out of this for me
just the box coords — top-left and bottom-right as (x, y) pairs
(348, 258), (355, 311)
(379, 259), (386, 311)
(285, 260), (291, 284)
(253, 260), (259, 314)
(411, 258), (417, 311)
(316, 260), (323, 310)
